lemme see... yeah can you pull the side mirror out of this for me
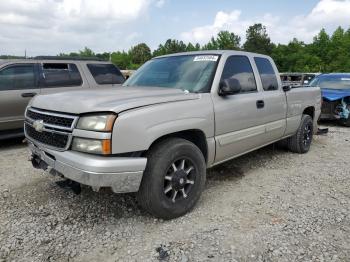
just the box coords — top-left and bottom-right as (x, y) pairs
(218, 78), (241, 96)
(282, 85), (292, 92)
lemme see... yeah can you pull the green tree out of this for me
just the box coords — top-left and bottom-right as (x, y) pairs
(202, 36), (218, 50)
(153, 39), (187, 56)
(111, 51), (131, 69)
(129, 43), (151, 65)
(95, 52), (110, 61)
(186, 42), (201, 52)
(216, 31), (241, 50)
(243, 24), (275, 55)
(79, 47), (95, 57)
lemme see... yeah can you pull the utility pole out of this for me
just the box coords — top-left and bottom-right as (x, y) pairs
(25, 49), (27, 59)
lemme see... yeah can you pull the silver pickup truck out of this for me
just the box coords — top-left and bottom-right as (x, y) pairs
(25, 51), (321, 219)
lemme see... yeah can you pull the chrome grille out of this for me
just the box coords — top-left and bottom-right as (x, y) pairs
(26, 109), (74, 128)
(26, 108), (76, 130)
(25, 107), (78, 151)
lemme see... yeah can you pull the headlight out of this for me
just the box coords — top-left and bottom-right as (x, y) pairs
(72, 138), (111, 155)
(77, 114), (117, 132)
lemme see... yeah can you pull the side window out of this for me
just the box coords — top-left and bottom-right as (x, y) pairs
(0, 64), (36, 91)
(41, 63), (82, 88)
(221, 56), (257, 93)
(254, 57), (279, 91)
(87, 64), (125, 85)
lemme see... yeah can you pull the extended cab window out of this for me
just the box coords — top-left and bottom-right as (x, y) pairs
(254, 57), (279, 91)
(0, 64), (36, 91)
(87, 64), (125, 85)
(221, 56), (257, 93)
(41, 63), (82, 88)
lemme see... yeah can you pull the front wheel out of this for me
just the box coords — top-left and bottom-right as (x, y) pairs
(287, 114), (314, 154)
(137, 138), (206, 219)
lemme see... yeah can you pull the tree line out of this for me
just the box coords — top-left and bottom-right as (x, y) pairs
(2, 23), (350, 73)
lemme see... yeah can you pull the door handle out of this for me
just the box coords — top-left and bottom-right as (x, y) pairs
(256, 100), (265, 109)
(21, 92), (37, 98)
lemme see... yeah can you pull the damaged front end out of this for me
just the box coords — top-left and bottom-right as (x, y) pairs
(321, 96), (350, 126)
(335, 97), (350, 121)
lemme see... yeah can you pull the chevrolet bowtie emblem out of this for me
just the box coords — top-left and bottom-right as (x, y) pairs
(33, 120), (44, 132)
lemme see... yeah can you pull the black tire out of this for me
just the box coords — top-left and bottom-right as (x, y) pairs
(137, 138), (206, 219)
(287, 114), (314, 154)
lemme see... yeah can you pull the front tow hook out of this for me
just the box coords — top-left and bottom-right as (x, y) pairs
(31, 155), (48, 170)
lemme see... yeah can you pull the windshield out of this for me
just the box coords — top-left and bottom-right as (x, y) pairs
(310, 74), (350, 90)
(123, 54), (220, 93)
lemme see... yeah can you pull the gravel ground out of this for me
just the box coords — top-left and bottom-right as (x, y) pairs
(0, 124), (349, 262)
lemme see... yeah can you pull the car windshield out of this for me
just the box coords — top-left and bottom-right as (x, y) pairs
(310, 75), (350, 90)
(123, 54), (220, 93)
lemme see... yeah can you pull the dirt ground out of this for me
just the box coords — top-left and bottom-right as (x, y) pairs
(0, 123), (349, 262)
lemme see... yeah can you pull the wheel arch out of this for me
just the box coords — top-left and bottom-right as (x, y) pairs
(303, 106), (315, 119)
(145, 129), (208, 163)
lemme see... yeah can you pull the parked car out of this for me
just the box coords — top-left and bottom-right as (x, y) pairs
(309, 73), (350, 126)
(25, 51), (321, 219)
(0, 58), (125, 139)
(280, 72), (320, 87)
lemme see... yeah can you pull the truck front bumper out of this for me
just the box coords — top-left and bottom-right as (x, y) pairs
(28, 142), (147, 193)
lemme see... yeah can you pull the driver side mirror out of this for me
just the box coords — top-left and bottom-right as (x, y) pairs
(218, 78), (241, 96)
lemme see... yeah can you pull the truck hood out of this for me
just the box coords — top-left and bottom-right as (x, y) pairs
(321, 88), (350, 101)
(30, 86), (200, 114)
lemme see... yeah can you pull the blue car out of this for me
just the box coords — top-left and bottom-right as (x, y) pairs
(310, 73), (350, 126)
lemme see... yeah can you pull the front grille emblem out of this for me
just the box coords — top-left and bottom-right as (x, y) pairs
(33, 120), (44, 133)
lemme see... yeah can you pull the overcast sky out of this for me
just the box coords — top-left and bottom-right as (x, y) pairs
(1, 0), (350, 56)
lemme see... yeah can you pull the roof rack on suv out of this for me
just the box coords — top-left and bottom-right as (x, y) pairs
(33, 56), (106, 61)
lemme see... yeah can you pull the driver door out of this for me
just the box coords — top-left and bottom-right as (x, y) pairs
(212, 55), (267, 163)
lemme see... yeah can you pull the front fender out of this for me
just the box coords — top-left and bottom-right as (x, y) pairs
(111, 94), (214, 154)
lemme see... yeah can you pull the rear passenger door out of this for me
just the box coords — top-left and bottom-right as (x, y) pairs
(213, 55), (267, 163)
(253, 57), (287, 142)
(0, 63), (40, 131)
(39, 63), (85, 95)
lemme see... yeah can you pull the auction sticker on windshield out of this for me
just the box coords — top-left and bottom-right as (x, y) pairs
(193, 55), (219, 62)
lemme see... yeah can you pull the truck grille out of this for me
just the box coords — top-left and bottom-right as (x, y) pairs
(25, 108), (78, 151)
(26, 110), (74, 128)
(26, 108), (76, 129)
(25, 123), (69, 149)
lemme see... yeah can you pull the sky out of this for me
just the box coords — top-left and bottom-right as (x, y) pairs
(0, 0), (350, 56)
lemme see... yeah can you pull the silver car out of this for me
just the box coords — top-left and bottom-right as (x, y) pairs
(0, 58), (124, 139)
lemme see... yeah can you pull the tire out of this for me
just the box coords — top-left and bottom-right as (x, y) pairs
(137, 138), (206, 219)
(287, 114), (314, 154)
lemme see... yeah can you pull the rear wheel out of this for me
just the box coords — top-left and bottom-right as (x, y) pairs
(137, 138), (206, 219)
(287, 115), (314, 154)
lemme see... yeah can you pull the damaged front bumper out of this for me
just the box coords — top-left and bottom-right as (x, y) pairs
(28, 142), (147, 193)
(321, 97), (350, 121)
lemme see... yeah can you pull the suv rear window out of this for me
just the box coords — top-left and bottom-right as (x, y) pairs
(254, 57), (279, 91)
(87, 64), (125, 85)
(41, 63), (82, 88)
